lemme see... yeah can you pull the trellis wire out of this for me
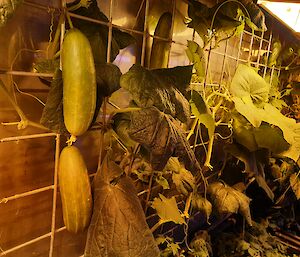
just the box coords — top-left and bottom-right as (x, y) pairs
(0, 0), (278, 256)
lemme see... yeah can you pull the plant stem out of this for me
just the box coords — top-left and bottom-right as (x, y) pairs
(66, 12), (74, 29)
(0, 79), (48, 131)
(187, 118), (198, 140)
(150, 220), (163, 233)
(47, 13), (64, 58)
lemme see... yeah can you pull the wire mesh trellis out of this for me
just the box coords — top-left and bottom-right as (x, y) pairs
(0, 0), (283, 256)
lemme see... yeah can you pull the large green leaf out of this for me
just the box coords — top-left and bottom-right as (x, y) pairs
(84, 154), (160, 257)
(120, 64), (192, 123)
(152, 194), (185, 225)
(233, 115), (290, 154)
(230, 64), (271, 103)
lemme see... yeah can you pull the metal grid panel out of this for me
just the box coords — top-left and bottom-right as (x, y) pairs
(0, 1), (280, 256)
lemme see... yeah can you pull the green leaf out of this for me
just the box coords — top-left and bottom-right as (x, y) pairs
(233, 114), (258, 152)
(253, 124), (290, 154)
(152, 194), (185, 225)
(262, 104), (300, 162)
(93, 63), (122, 121)
(33, 59), (60, 86)
(186, 41), (206, 79)
(68, 0), (135, 63)
(190, 91), (215, 138)
(156, 175), (170, 190)
(40, 69), (68, 135)
(96, 63), (121, 97)
(230, 64), (271, 103)
(290, 173), (300, 200)
(128, 107), (200, 172)
(121, 64), (192, 123)
(232, 96), (265, 127)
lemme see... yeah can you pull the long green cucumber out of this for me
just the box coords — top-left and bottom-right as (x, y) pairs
(62, 28), (96, 139)
(58, 145), (92, 233)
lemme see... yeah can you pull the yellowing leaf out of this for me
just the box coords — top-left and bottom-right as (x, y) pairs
(208, 182), (252, 226)
(290, 173), (300, 200)
(152, 194), (185, 225)
(186, 41), (206, 79)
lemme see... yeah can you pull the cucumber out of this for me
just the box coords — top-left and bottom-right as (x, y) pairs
(58, 145), (92, 233)
(62, 28), (96, 138)
(149, 12), (172, 69)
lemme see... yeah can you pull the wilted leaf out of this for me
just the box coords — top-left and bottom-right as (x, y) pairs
(152, 194), (185, 225)
(165, 157), (196, 196)
(84, 154), (160, 257)
(128, 107), (200, 172)
(230, 64), (271, 103)
(40, 69), (68, 135)
(120, 64), (192, 123)
(191, 193), (212, 222)
(189, 231), (212, 257)
(190, 91), (215, 138)
(290, 173), (300, 199)
(208, 182), (252, 226)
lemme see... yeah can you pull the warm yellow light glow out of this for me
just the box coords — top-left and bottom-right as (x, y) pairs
(258, 1), (300, 32)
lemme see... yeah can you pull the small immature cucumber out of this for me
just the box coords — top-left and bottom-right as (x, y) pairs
(58, 145), (92, 233)
(62, 28), (96, 138)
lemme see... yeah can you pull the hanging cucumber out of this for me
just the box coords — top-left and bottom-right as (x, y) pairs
(62, 28), (96, 142)
(149, 12), (172, 69)
(58, 145), (92, 233)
